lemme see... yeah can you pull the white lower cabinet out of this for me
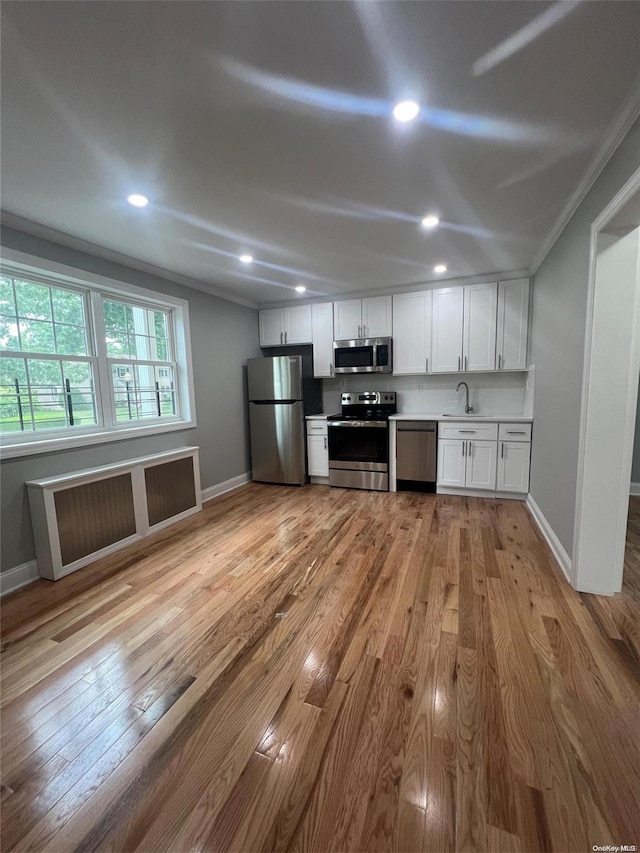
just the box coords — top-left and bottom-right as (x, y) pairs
(437, 439), (496, 490)
(436, 420), (531, 494)
(497, 440), (530, 493)
(306, 421), (329, 478)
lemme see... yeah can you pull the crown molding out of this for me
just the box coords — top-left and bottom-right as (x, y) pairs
(0, 211), (259, 310)
(530, 77), (640, 274)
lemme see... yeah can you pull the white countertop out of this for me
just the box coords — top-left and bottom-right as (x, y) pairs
(390, 413), (533, 423)
(305, 414), (331, 420)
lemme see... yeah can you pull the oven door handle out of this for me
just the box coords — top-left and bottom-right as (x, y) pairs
(328, 420), (388, 428)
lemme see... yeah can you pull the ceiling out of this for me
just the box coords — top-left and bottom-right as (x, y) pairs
(1, 1), (640, 307)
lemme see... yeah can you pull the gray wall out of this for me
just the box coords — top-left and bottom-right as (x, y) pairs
(529, 117), (640, 556)
(632, 377), (640, 484)
(0, 227), (261, 571)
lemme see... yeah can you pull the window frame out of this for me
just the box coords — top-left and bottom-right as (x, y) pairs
(0, 248), (197, 459)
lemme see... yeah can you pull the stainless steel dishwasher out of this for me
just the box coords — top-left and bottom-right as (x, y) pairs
(396, 420), (437, 492)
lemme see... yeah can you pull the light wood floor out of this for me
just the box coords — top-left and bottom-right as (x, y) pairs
(624, 495), (640, 605)
(2, 484), (639, 852)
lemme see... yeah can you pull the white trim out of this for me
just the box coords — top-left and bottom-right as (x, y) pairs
(530, 80), (640, 274)
(573, 169), (640, 595)
(436, 487), (525, 500)
(201, 472), (251, 503)
(0, 213), (259, 309)
(630, 482), (640, 496)
(525, 494), (572, 583)
(0, 560), (40, 596)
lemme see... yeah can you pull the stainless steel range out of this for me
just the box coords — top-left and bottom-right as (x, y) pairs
(327, 391), (396, 491)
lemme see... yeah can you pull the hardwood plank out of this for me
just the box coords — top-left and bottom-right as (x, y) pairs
(2, 484), (639, 852)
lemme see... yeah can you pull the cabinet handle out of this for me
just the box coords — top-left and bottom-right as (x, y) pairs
(364, 324), (367, 337)
(465, 356), (468, 371)
(506, 430), (526, 435)
(324, 436), (327, 449)
(358, 324), (361, 338)
(284, 331), (288, 344)
(425, 357), (429, 373)
(458, 429), (476, 433)
(468, 441), (472, 457)
(462, 441), (465, 457)
(280, 331), (283, 344)
(501, 442), (504, 458)
(498, 353), (502, 370)
(458, 356), (461, 371)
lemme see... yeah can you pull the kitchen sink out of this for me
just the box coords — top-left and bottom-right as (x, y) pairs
(441, 413), (495, 417)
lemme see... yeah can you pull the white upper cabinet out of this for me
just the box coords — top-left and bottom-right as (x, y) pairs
(311, 303), (334, 378)
(392, 291), (432, 374)
(362, 296), (392, 338)
(258, 306), (312, 347)
(463, 282), (497, 372)
(333, 300), (362, 340)
(431, 287), (464, 372)
(333, 296), (392, 340)
(496, 278), (530, 371)
(431, 283), (497, 373)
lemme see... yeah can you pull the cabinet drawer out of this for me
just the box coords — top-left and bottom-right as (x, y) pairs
(306, 421), (328, 435)
(438, 422), (498, 441)
(498, 423), (531, 442)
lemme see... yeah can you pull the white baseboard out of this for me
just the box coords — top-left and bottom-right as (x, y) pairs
(436, 487), (526, 500)
(201, 472), (251, 503)
(0, 560), (40, 597)
(630, 482), (640, 496)
(525, 494), (572, 583)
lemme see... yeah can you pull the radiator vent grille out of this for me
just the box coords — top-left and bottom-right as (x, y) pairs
(55, 474), (136, 566)
(145, 457), (197, 527)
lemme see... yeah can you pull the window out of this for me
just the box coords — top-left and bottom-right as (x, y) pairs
(0, 250), (195, 457)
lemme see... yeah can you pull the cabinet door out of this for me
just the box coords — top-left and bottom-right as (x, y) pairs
(463, 282), (497, 372)
(362, 295), (392, 338)
(431, 287), (464, 372)
(496, 441), (530, 493)
(496, 278), (529, 371)
(259, 309), (284, 347)
(307, 433), (329, 477)
(437, 439), (466, 487)
(311, 303), (334, 378)
(392, 291), (432, 374)
(334, 300), (363, 340)
(465, 440), (497, 490)
(284, 305), (312, 344)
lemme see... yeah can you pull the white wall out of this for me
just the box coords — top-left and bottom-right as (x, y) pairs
(631, 377), (640, 487)
(529, 117), (640, 556)
(322, 372), (528, 416)
(0, 227), (261, 572)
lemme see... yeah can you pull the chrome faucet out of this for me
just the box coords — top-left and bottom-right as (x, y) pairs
(456, 381), (473, 414)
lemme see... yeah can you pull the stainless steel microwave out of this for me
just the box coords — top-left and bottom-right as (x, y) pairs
(333, 337), (392, 374)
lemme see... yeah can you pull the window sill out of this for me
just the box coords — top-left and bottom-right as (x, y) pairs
(0, 418), (197, 460)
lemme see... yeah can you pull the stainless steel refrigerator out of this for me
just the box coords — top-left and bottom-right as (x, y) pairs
(247, 355), (316, 485)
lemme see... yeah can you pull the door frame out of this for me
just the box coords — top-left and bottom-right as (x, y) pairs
(572, 167), (640, 594)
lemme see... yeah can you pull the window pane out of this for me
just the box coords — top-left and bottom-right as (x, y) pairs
(112, 363), (175, 422)
(54, 323), (87, 356)
(52, 288), (85, 326)
(0, 277), (16, 318)
(0, 357), (30, 432)
(26, 359), (66, 431)
(154, 311), (168, 339)
(103, 300), (171, 362)
(104, 300), (134, 336)
(15, 280), (53, 320)
(62, 361), (97, 427)
(19, 319), (55, 353)
(0, 315), (20, 350)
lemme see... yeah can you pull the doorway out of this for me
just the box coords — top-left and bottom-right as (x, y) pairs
(573, 170), (640, 595)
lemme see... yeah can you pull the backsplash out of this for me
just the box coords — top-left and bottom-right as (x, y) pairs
(322, 370), (532, 416)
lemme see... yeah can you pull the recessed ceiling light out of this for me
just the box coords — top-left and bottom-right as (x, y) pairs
(392, 100), (420, 123)
(127, 193), (149, 208)
(239, 254), (253, 264)
(434, 264), (447, 273)
(295, 285), (306, 293)
(421, 215), (440, 229)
